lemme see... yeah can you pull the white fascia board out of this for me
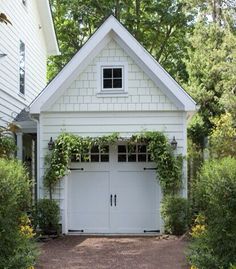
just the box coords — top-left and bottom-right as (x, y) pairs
(111, 19), (197, 111)
(37, 0), (60, 56)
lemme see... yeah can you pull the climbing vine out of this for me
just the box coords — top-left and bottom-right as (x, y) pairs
(44, 131), (183, 199)
(130, 132), (183, 195)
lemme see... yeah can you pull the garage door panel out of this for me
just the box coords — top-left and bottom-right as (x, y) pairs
(110, 211), (159, 233)
(68, 171), (110, 232)
(110, 171), (160, 232)
(113, 171), (158, 210)
(68, 212), (110, 232)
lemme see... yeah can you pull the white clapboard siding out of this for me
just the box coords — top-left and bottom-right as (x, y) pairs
(38, 111), (186, 202)
(0, 0), (47, 125)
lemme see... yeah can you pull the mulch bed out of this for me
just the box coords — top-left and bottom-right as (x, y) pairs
(36, 235), (189, 269)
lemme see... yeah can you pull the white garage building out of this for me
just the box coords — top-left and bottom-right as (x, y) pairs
(30, 15), (196, 234)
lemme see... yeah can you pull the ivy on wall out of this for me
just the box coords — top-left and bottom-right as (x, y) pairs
(44, 131), (183, 199)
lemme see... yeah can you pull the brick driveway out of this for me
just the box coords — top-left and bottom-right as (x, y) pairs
(36, 236), (189, 269)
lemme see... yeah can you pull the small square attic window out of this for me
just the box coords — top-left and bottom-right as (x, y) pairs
(97, 62), (128, 96)
(103, 67), (123, 89)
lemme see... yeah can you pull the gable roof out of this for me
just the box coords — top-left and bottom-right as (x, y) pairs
(37, 0), (59, 55)
(30, 15), (196, 114)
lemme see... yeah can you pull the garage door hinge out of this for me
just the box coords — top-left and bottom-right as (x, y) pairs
(68, 229), (84, 233)
(143, 229), (160, 233)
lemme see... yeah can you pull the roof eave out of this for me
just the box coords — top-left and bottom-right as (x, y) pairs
(37, 0), (60, 56)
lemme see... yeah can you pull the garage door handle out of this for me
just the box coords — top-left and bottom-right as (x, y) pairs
(114, 194), (117, 206)
(110, 194), (113, 206)
(143, 168), (157, 170)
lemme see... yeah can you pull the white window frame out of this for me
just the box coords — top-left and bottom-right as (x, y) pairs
(97, 62), (128, 96)
(19, 40), (25, 96)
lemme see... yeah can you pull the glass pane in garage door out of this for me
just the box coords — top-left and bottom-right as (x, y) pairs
(71, 145), (109, 163)
(118, 144), (152, 162)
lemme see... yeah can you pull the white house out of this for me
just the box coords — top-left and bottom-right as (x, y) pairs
(0, 0), (59, 163)
(30, 15), (196, 234)
(0, 0), (59, 191)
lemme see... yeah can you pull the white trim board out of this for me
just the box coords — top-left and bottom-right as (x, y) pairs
(30, 15), (196, 114)
(36, 0), (59, 55)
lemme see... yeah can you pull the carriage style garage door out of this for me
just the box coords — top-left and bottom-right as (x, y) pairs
(68, 144), (161, 234)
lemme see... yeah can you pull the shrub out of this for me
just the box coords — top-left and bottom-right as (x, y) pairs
(0, 123), (18, 158)
(36, 199), (60, 235)
(161, 195), (189, 235)
(0, 158), (37, 269)
(0, 135), (16, 158)
(188, 157), (236, 269)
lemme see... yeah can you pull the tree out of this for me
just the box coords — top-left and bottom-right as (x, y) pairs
(210, 112), (236, 158)
(48, 0), (193, 82)
(185, 1), (236, 146)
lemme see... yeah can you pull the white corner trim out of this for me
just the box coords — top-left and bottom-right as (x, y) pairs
(62, 175), (68, 234)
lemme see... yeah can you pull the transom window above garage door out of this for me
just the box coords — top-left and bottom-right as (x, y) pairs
(118, 144), (152, 162)
(71, 145), (109, 163)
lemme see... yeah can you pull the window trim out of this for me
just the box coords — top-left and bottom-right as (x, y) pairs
(97, 62), (128, 95)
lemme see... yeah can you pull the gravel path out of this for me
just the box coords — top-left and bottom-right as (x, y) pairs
(36, 235), (189, 269)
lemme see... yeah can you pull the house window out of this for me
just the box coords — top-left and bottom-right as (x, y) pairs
(103, 67), (123, 89)
(19, 40), (25, 95)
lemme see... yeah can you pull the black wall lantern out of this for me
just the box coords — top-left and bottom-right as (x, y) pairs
(171, 136), (177, 150)
(48, 137), (54, 150)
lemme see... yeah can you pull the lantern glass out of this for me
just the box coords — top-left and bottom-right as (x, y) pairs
(171, 136), (177, 150)
(48, 137), (54, 150)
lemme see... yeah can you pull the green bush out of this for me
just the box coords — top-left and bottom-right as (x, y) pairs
(36, 199), (60, 235)
(161, 195), (189, 235)
(188, 157), (236, 269)
(0, 135), (16, 158)
(0, 158), (37, 269)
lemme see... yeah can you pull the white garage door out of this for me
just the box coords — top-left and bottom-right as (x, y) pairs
(68, 144), (161, 234)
